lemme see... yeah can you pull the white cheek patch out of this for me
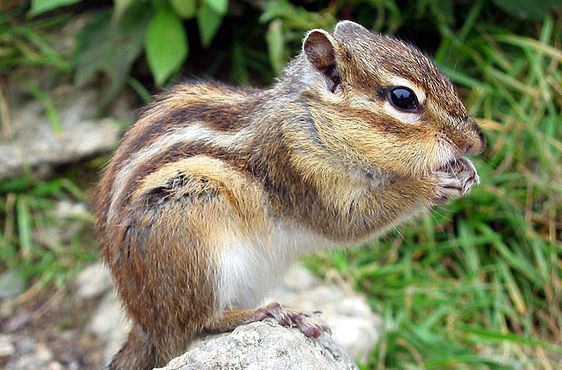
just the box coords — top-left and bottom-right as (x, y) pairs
(383, 101), (421, 124)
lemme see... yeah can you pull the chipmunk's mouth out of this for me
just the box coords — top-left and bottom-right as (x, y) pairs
(434, 136), (463, 172)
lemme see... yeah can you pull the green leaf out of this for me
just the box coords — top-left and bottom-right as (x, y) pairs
(127, 77), (152, 103)
(21, 81), (62, 136)
(197, 2), (223, 47)
(428, 0), (454, 25)
(113, 0), (133, 21)
(16, 196), (32, 260)
(29, 0), (82, 16)
(495, 34), (562, 61)
(457, 326), (562, 354)
(266, 19), (285, 73)
(204, 0), (228, 15)
(145, 6), (188, 86)
(491, 0), (560, 21)
(259, 0), (335, 30)
(170, 0), (197, 19)
(75, 5), (150, 110)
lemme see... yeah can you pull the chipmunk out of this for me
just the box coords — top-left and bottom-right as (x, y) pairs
(95, 20), (486, 369)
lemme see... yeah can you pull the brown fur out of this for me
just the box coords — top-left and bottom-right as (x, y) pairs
(95, 21), (486, 369)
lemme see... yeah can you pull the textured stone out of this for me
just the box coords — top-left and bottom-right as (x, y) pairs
(89, 289), (131, 365)
(156, 320), (359, 370)
(0, 270), (25, 300)
(0, 334), (15, 357)
(267, 264), (381, 362)
(5, 337), (63, 370)
(86, 263), (381, 367)
(0, 82), (133, 180)
(75, 262), (113, 299)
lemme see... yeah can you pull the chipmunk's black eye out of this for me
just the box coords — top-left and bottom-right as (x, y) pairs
(388, 86), (419, 112)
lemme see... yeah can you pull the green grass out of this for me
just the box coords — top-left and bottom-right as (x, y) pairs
(0, 6), (71, 71)
(0, 173), (98, 295)
(1, 1), (561, 369)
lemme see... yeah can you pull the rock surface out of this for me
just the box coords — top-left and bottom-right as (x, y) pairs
(155, 320), (358, 370)
(75, 263), (114, 300)
(89, 290), (131, 365)
(1, 334), (73, 370)
(0, 271), (25, 300)
(0, 13), (135, 180)
(76, 262), (381, 367)
(0, 82), (133, 180)
(268, 265), (381, 363)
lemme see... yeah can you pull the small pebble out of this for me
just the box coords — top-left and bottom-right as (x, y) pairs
(0, 334), (15, 357)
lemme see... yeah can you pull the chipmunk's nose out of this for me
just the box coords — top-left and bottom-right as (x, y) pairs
(465, 124), (486, 156)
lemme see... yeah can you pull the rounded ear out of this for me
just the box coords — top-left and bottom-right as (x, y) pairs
(303, 29), (336, 72)
(334, 20), (371, 40)
(302, 29), (341, 92)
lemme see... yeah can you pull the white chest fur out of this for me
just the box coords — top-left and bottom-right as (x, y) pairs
(215, 222), (330, 310)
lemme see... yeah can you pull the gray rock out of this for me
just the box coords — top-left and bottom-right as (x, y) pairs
(156, 320), (359, 370)
(32, 200), (94, 251)
(0, 334), (15, 357)
(89, 289), (131, 365)
(0, 81), (133, 180)
(82, 263), (131, 365)
(14, 336), (38, 353)
(86, 263), (380, 367)
(75, 262), (113, 299)
(51, 201), (90, 220)
(0, 270), (25, 300)
(78, 262), (126, 365)
(5, 337), (63, 370)
(267, 264), (381, 363)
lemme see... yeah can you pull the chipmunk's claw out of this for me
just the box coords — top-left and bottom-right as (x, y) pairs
(256, 302), (332, 338)
(433, 157), (479, 204)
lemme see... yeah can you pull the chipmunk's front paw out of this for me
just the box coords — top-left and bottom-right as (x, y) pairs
(256, 302), (331, 338)
(450, 157), (480, 194)
(431, 158), (479, 204)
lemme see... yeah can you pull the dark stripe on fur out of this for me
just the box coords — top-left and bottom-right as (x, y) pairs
(113, 141), (249, 217)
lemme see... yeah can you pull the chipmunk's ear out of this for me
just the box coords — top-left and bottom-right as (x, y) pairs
(303, 29), (340, 92)
(334, 20), (372, 41)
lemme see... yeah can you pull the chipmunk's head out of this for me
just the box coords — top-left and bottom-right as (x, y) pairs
(296, 20), (486, 178)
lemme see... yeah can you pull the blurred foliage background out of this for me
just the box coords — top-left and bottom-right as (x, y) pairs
(0, 0), (561, 368)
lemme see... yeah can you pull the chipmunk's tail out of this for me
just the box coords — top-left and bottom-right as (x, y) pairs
(106, 324), (158, 370)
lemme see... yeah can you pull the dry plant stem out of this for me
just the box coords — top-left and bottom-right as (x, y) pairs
(0, 80), (11, 139)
